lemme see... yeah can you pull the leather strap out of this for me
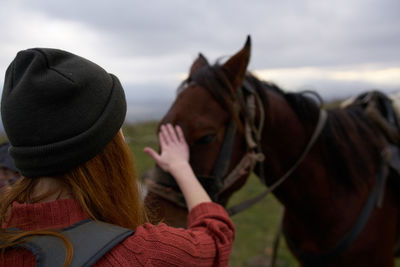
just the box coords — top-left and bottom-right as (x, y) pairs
(13, 219), (134, 267)
(227, 109), (328, 216)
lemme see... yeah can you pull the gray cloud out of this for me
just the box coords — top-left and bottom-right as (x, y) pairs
(8, 0), (399, 68)
(0, 0), (399, 123)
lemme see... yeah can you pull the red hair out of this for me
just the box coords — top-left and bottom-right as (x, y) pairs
(0, 131), (147, 266)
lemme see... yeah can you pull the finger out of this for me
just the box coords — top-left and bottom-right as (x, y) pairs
(159, 130), (168, 148)
(176, 125), (186, 143)
(144, 147), (161, 163)
(160, 125), (171, 145)
(167, 124), (178, 143)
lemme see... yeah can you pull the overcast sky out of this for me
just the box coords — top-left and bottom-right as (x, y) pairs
(1, 0), (399, 121)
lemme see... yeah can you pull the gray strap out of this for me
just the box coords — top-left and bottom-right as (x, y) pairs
(15, 219), (134, 267)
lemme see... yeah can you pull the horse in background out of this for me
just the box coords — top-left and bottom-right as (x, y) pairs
(144, 36), (400, 266)
(341, 92), (400, 117)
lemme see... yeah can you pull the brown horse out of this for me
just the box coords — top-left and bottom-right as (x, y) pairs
(144, 36), (400, 266)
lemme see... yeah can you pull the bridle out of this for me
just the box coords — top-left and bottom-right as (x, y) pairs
(145, 76), (328, 215)
(196, 79), (268, 201)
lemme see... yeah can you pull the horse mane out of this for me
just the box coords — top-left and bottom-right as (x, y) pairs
(184, 63), (384, 189)
(185, 64), (236, 111)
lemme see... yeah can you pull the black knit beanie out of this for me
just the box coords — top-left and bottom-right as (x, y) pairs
(1, 48), (127, 178)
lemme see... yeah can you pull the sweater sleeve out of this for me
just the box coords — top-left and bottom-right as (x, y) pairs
(102, 202), (235, 267)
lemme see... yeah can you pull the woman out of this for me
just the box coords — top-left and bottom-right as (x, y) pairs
(0, 48), (234, 266)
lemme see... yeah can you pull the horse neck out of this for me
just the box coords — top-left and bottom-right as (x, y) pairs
(257, 91), (382, 219)
(257, 89), (332, 212)
(259, 90), (312, 171)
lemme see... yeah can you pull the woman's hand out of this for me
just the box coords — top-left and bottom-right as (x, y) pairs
(144, 123), (212, 209)
(144, 124), (189, 173)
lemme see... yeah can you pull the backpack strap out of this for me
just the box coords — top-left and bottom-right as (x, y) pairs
(14, 219), (134, 267)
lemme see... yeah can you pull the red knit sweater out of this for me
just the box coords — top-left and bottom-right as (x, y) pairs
(1, 199), (235, 266)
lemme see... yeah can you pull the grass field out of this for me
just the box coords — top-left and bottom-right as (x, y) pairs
(1, 119), (397, 266)
(123, 121), (297, 266)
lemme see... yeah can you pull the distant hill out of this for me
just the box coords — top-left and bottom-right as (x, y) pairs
(125, 99), (173, 123)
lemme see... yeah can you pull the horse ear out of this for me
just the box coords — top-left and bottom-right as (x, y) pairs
(190, 53), (209, 75)
(223, 35), (251, 89)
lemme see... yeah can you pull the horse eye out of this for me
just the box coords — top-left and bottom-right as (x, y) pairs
(195, 134), (215, 145)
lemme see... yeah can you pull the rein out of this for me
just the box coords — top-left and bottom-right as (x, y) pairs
(227, 108), (327, 215)
(208, 80), (329, 215)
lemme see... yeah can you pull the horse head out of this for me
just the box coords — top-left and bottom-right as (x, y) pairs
(144, 37), (257, 227)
